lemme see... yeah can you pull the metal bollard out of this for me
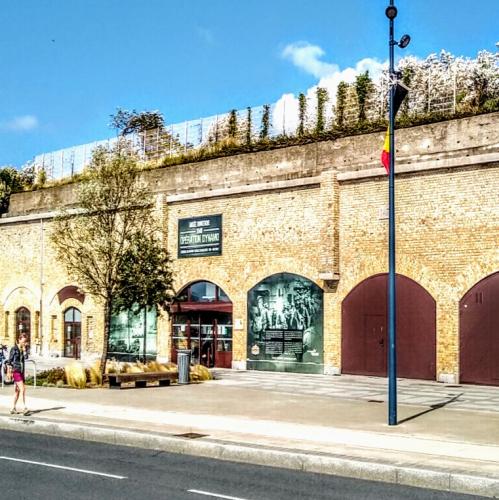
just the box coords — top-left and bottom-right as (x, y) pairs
(25, 359), (37, 389)
(177, 349), (191, 385)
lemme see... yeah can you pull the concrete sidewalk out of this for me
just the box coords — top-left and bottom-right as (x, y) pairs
(0, 375), (498, 497)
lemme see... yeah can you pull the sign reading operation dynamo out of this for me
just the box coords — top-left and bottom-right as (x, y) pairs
(178, 214), (222, 258)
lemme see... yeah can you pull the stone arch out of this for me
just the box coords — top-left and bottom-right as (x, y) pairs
(47, 283), (85, 309)
(247, 269), (321, 293)
(57, 286), (85, 305)
(173, 275), (235, 306)
(460, 271), (499, 385)
(342, 273), (436, 380)
(3, 285), (38, 309)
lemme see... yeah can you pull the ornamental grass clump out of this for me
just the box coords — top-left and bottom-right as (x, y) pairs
(89, 360), (102, 386)
(65, 361), (87, 389)
(190, 364), (213, 382)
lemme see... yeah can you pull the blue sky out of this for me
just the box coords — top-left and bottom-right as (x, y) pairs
(1, 0), (498, 167)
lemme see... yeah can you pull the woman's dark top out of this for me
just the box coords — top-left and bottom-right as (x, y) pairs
(7, 345), (28, 373)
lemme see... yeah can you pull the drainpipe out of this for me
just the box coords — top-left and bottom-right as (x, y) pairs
(39, 218), (44, 356)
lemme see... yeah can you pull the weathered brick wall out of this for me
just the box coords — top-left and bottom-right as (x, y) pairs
(1, 112), (498, 381)
(0, 219), (103, 360)
(164, 181), (334, 366)
(335, 164), (499, 380)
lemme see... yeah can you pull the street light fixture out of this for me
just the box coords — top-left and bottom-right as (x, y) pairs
(386, 1), (410, 427)
(385, 5), (398, 19)
(398, 34), (411, 49)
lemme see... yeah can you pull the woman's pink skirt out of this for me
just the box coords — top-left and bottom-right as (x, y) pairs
(13, 371), (24, 383)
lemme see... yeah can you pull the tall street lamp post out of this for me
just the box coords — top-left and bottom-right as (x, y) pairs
(385, 1), (410, 426)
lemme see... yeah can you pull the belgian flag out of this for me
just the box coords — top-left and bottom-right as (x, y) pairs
(381, 82), (409, 174)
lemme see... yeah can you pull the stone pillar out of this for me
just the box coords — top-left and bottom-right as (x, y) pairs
(436, 299), (459, 384)
(156, 310), (171, 362)
(231, 292), (247, 370)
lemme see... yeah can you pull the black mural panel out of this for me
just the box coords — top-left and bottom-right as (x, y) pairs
(247, 273), (323, 374)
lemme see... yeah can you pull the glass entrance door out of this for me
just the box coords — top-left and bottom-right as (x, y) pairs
(215, 323), (233, 369)
(64, 307), (81, 359)
(172, 312), (232, 368)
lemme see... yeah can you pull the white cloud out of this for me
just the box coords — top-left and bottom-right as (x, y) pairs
(0, 115), (39, 132)
(282, 42), (339, 78)
(274, 42), (387, 134)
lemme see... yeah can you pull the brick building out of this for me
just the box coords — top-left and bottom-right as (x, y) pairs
(1, 112), (498, 385)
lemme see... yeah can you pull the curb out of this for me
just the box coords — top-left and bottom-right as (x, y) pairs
(1, 415), (498, 498)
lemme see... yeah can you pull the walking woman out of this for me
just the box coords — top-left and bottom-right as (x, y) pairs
(7, 333), (29, 415)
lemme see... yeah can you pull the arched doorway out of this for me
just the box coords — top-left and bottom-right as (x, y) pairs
(460, 272), (499, 386)
(64, 307), (82, 359)
(247, 273), (324, 374)
(15, 307), (31, 344)
(170, 281), (233, 368)
(342, 274), (436, 380)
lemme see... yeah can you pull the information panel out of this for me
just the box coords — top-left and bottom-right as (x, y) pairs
(264, 329), (303, 356)
(178, 215), (222, 258)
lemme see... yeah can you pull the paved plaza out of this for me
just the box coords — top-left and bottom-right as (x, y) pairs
(212, 368), (499, 413)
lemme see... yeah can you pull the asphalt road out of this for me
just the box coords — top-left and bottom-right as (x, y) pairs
(0, 431), (484, 500)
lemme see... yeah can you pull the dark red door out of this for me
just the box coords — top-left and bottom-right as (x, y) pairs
(460, 272), (499, 386)
(342, 274), (436, 380)
(364, 315), (386, 376)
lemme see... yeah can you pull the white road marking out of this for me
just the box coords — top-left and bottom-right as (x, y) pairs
(188, 489), (250, 500)
(0, 456), (126, 479)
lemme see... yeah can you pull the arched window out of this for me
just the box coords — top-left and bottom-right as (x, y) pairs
(64, 307), (82, 359)
(177, 281), (230, 303)
(15, 307), (31, 341)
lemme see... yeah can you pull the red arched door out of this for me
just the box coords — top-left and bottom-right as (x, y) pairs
(460, 272), (499, 386)
(342, 274), (436, 380)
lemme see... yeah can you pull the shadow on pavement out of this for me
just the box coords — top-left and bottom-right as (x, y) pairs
(25, 406), (66, 416)
(399, 393), (464, 424)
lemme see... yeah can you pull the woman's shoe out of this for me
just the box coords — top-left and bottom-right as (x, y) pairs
(22, 408), (30, 416)
(9, 408), (18, 414)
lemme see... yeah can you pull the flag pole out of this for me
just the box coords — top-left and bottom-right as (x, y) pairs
(387, 0), (397, 426)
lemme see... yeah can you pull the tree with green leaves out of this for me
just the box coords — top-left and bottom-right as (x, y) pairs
(227, 109), (238, 139)
(298, 93), (307, 136)
(0, 165), (35, 213)
(50, 143), (174, 376)
(400, 66), (415, 117)
(110, 108), (165, 136)
(260, 104), (271, 140)
(354, 71), (373, 122)
(245, 107), (252, 146)
(315, 87), (328, 134)
(335, 81), (348, 128)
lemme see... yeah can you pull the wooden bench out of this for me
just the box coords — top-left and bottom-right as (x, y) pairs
(106, 371), (178, 389)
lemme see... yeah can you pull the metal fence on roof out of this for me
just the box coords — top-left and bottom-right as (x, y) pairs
(30, 65), (469, 181)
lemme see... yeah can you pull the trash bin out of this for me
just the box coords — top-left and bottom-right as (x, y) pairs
(177, 349), (191, 385)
